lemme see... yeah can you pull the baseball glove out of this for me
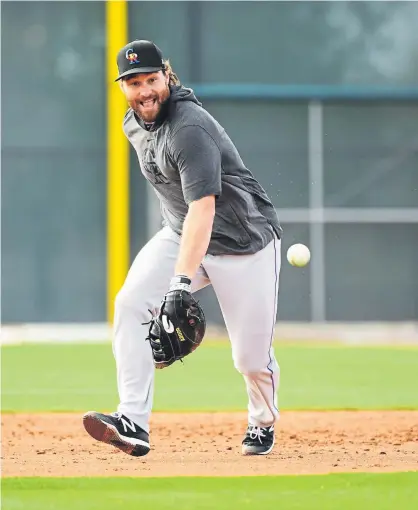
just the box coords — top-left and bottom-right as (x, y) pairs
(144, 276), (206, 369)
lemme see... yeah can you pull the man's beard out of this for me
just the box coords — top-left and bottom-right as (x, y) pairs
(133, 99), (162, 123)
(132, 88), (169, 123)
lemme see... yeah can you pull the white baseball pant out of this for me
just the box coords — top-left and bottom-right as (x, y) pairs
(112, 226), (281, 432)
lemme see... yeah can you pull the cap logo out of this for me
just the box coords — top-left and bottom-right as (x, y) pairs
(126, 49), (140, 64)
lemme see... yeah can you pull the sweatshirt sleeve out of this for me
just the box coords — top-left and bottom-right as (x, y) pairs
(169, 125), (222, 205)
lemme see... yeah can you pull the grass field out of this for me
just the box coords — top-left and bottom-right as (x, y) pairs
(2, 341), (418, 510)
(3, 473), (418, 510)
(2, 342), (418, 412)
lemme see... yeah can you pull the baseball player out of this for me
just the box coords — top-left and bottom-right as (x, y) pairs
(83, 40), (283, 457)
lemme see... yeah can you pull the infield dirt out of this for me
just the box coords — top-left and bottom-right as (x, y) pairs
(2, 411), (417, 477)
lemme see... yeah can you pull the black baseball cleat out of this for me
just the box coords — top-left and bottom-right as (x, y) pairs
(83, 411), (150, 457)
(242, 424), (275, 455)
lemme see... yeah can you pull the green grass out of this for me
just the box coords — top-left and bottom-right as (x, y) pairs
(2, 472), (418, 510)
(2, 342), (418, 412)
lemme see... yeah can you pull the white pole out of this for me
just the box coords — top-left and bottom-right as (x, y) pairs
(308, 100), (326, 322)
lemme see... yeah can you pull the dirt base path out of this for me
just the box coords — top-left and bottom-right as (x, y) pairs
(2, 411), (417, 477)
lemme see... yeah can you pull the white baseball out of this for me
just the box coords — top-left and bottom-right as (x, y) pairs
(287, 243), (311, 267)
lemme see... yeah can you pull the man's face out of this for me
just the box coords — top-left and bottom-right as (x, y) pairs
(120, 71), (170, 123)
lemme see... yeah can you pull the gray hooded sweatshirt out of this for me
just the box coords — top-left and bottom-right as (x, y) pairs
(123, 85), (283, 255)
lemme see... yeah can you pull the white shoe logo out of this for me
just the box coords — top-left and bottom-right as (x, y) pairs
(121, 417), (136, 434)
(162, 315), (174, 333)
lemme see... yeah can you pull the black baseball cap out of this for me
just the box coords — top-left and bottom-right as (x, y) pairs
(115, 40), (165, 81)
